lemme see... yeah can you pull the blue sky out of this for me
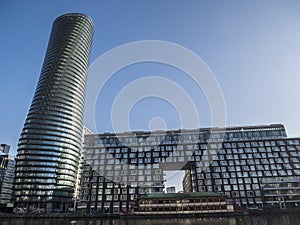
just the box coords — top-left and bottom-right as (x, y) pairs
(1, 0), (300, 161)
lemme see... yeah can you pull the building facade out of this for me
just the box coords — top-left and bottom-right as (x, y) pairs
(79, 124), (300, 214)
(166, 186), (176, 193)
(182, 170), (192, 193)
(14, 13), (93, 212)
(78, 163), (164, 214)
(0, 145), (15, 212)
(134, 192), (234, 216)
(261, 176), (300, 209)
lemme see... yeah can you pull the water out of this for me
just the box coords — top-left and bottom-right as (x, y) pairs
(0, 214), (299, 225)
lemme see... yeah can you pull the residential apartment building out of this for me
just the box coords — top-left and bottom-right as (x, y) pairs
(79, 124), (300, 214)
(14, 13), (93, 212)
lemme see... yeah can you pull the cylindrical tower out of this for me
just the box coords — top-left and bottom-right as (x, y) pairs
(14, 13), (93, 211)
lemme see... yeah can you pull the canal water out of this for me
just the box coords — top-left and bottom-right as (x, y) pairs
(0, 214), (299, 225)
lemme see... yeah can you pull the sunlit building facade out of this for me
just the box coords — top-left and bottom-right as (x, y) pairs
(134, 192), (234, 215)
(14, 13), (93, 212)
(79, 124), (300, 214)
(182, 170), (192, 193)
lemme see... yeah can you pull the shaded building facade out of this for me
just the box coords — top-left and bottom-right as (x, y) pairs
(79, 124), (300, 214)
(261, 177), (300, 209)
(166, 186), (176, 193)
(14, 13), (93, 212)
(0, 145), (15, 212)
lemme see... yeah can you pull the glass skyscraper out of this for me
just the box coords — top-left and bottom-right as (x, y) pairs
(14, 13), (93, 212)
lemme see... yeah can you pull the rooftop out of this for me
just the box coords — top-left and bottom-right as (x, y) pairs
(85, 124), (286, 138)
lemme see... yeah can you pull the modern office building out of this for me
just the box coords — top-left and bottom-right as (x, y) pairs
(14, 13), (93, 212)
(0, 145), (15, 212)
(79, 124), (300, 214)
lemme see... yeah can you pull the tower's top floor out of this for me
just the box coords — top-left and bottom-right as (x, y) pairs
(55, 13), (93, 26)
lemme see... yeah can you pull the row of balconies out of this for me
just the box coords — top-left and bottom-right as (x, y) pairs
(140, 202), (227, 207)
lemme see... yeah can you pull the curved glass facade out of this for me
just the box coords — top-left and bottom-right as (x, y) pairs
(15, 13), (93, 210)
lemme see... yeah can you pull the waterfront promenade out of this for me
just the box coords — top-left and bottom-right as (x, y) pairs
(1, 208), (299, 219)
(0, 214), (300, 225)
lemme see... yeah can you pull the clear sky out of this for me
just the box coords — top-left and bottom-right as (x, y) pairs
(1, 0), (300, 162)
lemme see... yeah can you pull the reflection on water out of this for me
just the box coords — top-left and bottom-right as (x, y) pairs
(0, 214), (299, 225)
